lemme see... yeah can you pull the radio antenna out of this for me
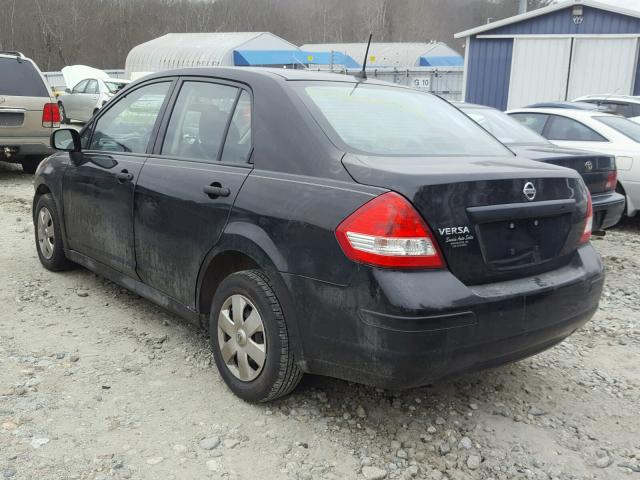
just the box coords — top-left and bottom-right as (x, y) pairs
(354, 33), (373, 81)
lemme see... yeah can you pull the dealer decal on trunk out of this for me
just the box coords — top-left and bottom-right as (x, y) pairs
(438, 226), (475, 248)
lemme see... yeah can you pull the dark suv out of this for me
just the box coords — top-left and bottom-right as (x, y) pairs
(34, 68), (603, 402)
(0, 51), (59, 173)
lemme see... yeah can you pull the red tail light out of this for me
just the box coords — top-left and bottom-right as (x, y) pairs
(42, 103), (60, 128)
(604, 170), (617, 192)
(335, 192), (445, 269)
(579, 193), (593, 244)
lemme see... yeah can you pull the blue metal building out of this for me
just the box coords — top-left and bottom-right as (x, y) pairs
(455, 0), (640, 110)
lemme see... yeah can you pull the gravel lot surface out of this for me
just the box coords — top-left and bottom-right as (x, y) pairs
(1, 162), (639, 480)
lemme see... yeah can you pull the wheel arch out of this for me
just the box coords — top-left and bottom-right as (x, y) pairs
(196, 226), (307, 366)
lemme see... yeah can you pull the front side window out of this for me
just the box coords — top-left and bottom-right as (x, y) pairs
(509, 113), (549, 135)
(595, 115), (640, 143)
(89, 81), (170, 153)
(161, 81), (238, 162)
(296, 83), (511, 156)
(546, 115), (607, 142)
(72, 80), (88, 94)
(221, 90), (252, 163)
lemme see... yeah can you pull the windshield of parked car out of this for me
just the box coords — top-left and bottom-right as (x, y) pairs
(104, 81), (126, 94)
(0, 57), (49, 97)
(594, 116), (640, 143)
(461, 106), (549, 145)
(296, 82), (511, 156)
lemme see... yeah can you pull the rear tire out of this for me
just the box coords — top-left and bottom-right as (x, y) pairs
(616, 182), (628, 217)
(33, 194), (75, 271)
(58, 102), (70, 124)
(209, 270), (302, 403)
(20, 156), (42, 174)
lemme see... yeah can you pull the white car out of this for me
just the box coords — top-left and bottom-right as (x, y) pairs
(572, 94), (640, 119)
(58, 65), (129, 123)
(507, 108), (640, 217)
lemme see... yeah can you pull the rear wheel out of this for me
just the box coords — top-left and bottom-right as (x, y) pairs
(209, 270), (302, 403)
(20, 156), (42, 174)
(58, 102), (70, 124)
(34, 194), (75, 271)
(616, 182), (628, 216)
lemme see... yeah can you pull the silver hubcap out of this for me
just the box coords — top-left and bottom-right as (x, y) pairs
(37, 207), (55, 260)
(217, 294), (266, 382)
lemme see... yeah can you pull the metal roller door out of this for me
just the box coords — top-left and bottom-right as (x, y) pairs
(567, 38), (639, 99)
(507, 38), (572, 109)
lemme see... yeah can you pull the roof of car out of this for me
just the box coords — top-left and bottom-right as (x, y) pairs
(135, 66), (407, 88)
(507, 107), (618, 120)
(454, 102), (494, 110)
(574, 94), (640, 104)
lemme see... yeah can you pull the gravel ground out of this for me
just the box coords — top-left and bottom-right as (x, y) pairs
(1, 161), (639, 480)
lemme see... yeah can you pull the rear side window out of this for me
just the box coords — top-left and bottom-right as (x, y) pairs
(89, 81), (171, 153)
(85, 79), (99, 95)
(595, 115), (640, 143)
(0, 57), (49, 97)
(297, 83), (510, 156)
(221, 90), (252, 164)
(509, 113), (549, 135)
(546, 115), (607, 142)
(161, 81), (238, 162)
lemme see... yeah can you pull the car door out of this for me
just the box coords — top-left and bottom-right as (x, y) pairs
(541, 114), (611, 151)
(65, 79), (88, 118)
(78, 79), (100, 121)
(134, 78), (253, 308)
(62, 79), (174, 277)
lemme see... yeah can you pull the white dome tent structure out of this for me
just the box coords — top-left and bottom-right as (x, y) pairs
(125, 32), (303, 80)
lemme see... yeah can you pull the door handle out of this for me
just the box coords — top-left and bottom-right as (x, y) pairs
(115, 169), (133, 182)
(203, 183), (230, 198)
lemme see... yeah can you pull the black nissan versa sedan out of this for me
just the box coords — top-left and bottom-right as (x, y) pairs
(456, 102), (625, 232)
(33, 68), (604, 402)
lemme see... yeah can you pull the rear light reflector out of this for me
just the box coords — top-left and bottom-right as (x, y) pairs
(604, 170), (617, 192)
(579, 193), (593, 244)
(42, 103), (60, 128)
(335, 192), (445, 269)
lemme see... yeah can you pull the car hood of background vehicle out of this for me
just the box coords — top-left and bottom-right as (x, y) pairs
(61, 65), (110, 90)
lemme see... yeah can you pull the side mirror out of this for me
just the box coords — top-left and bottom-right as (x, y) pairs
(65, 88), (71, 94)
(51, 128), (81, 152)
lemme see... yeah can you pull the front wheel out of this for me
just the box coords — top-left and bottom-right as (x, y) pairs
(210, 270), (302, 403)
(58, 102), (70, 124)
(33, 194), (75, 271)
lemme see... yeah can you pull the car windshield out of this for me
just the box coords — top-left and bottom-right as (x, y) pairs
(296, 82), (511, 156)
(594, 116), (640, 143)
(462, 107), (548, 145)
(104, 81), (126, 94)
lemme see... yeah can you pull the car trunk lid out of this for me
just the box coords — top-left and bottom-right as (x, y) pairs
(510, 145), (616, 194)
(342, 154), (590, 285)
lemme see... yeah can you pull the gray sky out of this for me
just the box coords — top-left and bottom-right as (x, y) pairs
(560, 0), (640, 11)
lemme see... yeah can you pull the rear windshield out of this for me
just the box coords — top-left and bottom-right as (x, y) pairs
(594, 116), (640, 143)
(462, 106), (548, 145)
(296, 83), (511, 156)
(104, 81), (126, 94)
(0, 57), (49, 97)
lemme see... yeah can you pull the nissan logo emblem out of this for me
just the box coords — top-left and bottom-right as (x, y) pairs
(585, 161), (593, 171)
(523, 182), (536, 201)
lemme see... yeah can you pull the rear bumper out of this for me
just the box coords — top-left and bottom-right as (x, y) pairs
(592, 191), (625, 230)
(0, 136), (52, 160)
(284, 244), (603, 389)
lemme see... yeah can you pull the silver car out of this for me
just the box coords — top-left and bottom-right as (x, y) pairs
(58, 72), (129, 123)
